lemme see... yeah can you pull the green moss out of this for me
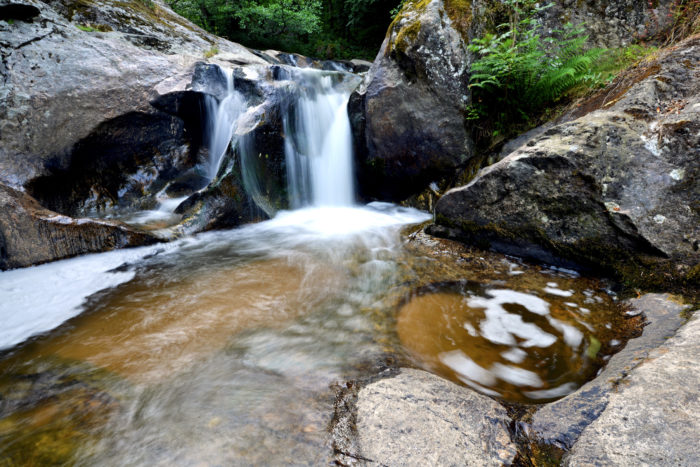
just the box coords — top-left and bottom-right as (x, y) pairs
(203, 45), (219, 58)
(76, 24), (98, 32)
(445, 0), (472, 40)
(686, 263), (700, 288)
(387, 0), (474, 54)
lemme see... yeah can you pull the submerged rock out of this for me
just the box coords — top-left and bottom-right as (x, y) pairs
(433, 35), (700, 288)
(0, 184), (157, 270)
(332, 368), (517, 465)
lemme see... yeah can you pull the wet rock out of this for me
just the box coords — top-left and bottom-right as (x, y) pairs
(529, 294), (687, 452)
(174, 151), (266, 233)
(565, 303), (699, 465)
(350, 0), (473, 202)
(333, 368), (517, 465)
(434, 35), (700, 288)
(349, 59), (372, 73)
(26, 110), (195, 217)
(190, 63), (231, 100)
(0, 184), (157, 270)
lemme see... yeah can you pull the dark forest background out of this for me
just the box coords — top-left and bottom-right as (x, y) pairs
(166, 0), (404, 59)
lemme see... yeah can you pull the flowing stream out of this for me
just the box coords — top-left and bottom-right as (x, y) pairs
(0, 66), (637, 464)
(204, 68), (248, 181)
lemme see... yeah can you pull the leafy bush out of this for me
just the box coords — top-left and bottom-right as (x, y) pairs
(467, 0), (602, 138)
(166, 0), (400, 59)
(234, 0), (322, 39)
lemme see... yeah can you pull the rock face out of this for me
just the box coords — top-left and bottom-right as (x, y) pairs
(564, 312), (700, 465)
(433, 35), (700, 287)
(529, 294), (687, 452)
(350, 0), (473, 201)
(0, 0), (298, 267)
(536, 0), (676, 48)
(332, 368), (517, 465)
(350, 0), (678, 203)
(0, 184), (157, 269)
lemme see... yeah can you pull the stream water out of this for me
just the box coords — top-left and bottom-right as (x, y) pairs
(0, 66), (637, 464)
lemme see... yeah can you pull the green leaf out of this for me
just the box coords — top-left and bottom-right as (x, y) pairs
(586, 336), (602, 359)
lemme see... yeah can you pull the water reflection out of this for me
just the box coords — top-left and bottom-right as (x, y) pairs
(397, 280), (628, 403)
(0, 205), (636, 464)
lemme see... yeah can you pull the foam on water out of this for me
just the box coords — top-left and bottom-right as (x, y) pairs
(0, 246), (160, 350)
(0, 204), (429, 352)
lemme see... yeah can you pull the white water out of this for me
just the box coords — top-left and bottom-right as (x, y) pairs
(283, 71), (355, 207)
(0, 204), (429, 351)
(0, 245), (162, 350)
(204, 68), (247, 180)
(0, 65), (396, 352)
(120, 195), (189, 228)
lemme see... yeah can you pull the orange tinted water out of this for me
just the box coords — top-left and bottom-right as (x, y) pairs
(398, 280), (630, 403)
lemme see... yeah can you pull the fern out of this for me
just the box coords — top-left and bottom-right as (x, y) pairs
(467, 1), (603, 141)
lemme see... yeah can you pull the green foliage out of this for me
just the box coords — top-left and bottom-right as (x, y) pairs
(389, 0), (406, 18)
(76, 24), (98, 32)
(234, 0), (322, 38)
(203, 45), (219, 58)
(467, 0), (602, 137)
(166, 0), (400, 59)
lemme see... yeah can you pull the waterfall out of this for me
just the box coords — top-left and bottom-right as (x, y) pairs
(204, 69), (247, 180)
(283, 70), (355, 208)
(205, 65), (356, 210)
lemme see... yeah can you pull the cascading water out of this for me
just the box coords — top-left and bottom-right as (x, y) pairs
(204, 68), (248, 181)
(283, 70), (355, 207)
(0, 62), (636, 465)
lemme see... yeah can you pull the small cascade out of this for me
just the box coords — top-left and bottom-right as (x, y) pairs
(283, 70), (355, 208)
(202, 64), (358, 211)
(204, 69), (247, 180)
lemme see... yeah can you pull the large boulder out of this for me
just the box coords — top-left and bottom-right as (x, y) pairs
(332, 368), (517, 465)
(350, 0), (473, 202)
(351, 0), (677, 203)
(0, 0), (274, 267)
(0, 184), (157, 270)
(432, 35), (700, 288)
(564, 312), (700, 465)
